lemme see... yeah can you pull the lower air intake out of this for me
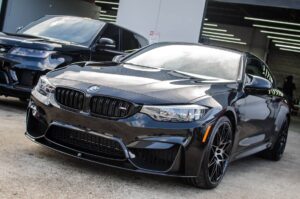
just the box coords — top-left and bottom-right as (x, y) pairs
(129, 145), (180, 171)
(46, 125), (126, 160)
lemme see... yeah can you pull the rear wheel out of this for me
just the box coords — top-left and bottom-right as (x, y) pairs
(261, 120), (289, 161)
(185, 116), (233, 189)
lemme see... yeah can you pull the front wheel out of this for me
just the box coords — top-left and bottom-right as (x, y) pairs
(185, 116), (233, 189)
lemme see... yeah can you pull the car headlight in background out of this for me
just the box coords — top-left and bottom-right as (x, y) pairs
(10, 47), (54, 58)
(44, 56), (66, 69)
(35, 76), (55, 96)
(10, 47), (66, 69)
(141, 105), (209, 122)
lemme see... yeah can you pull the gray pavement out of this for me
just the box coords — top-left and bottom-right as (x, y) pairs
(0, 97), (299, 199)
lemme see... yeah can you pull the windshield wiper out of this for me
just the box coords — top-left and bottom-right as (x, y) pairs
(167, 70), (227, 81)
(42, 37), (73, 45)
(123, 62), (160, 70)
(5, 32), (74, 45)
(166, 70), (199, 79)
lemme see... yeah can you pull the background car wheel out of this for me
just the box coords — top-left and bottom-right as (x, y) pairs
(185, 116), (233, 189)
(261, 119), (289, 161)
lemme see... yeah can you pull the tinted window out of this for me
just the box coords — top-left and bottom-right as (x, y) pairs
(21, 16), (104, 46)
(123, 44), (242, 80)
(246, 58), (274, 84)
(246, 59), (264, 77)
(262, 63), (275, 85)
(101, 24), (120, 50)
(122, 30), (141, 52)
(134, 34), (148, 47)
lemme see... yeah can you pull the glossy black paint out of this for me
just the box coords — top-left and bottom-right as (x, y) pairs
(0, 16), (148, 99)
(26, 43), (290, 178)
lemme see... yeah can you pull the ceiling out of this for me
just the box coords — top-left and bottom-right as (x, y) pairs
(95, 0), (119, 23)
(93, 0), (300, 54)
(205, 1), (300, 53)
(207, 1), (300, 27)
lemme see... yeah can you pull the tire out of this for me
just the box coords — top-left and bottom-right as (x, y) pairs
(261, 119), (289, 161)
(185, 116), (233, 189)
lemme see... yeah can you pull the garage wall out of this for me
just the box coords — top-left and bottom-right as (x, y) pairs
(117, 0), (207, 43)
(268, 49), (300, 97)
(213, 0), (300, 9)
(204, 24), (299, 97)
(3, 0), (100, 33)
(203, 24), (268, 60)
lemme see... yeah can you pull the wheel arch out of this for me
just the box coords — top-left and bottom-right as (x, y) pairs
(223, 108), (237, 137)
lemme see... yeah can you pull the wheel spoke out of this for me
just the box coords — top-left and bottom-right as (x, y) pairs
(215, 164), (220, 180)
(223, 152), (229, 160)
(221, 141), (232, 150)
(217, 163), (223, 177)
(208, 157), (216, 168)
(211, 164), (217, 180)
(208, 121), (233, 183)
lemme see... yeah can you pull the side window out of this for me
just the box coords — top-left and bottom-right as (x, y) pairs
(134, 34), (149, 47)
(262, 63), (275, 86)
(246, 58), (264, 78)
(121, 29), (141, 52)
(101, 24), (120, 50)
(246, 58), (275, 86)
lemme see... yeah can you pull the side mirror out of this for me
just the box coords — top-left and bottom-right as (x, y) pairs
(244, 75), (272, 95)
(97, 38), (116, 50)
(112, 54), (125, 63)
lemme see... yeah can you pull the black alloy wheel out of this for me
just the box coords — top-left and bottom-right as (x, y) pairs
(208, 121), (232, 183)
(277, 121), (289, 159)
(185, 116), (233, 189)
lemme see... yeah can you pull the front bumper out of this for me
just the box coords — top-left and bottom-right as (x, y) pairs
(26, 95), (213, 178)
(0, 83), (32, 98)
(0, 55), (47, 98)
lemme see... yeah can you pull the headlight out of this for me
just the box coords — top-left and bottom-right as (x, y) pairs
(35, 76), (55, 96)
(10, 47), (54, 58)
(141, 105), (209, 122)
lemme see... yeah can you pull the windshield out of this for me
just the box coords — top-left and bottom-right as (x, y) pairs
(123, 44), (242, 80)
(20, 16), (105, 46)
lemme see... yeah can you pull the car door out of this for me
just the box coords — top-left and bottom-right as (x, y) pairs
(91, 24), (123, 61)
(237, 57), (274, 151)
(261, 63), (284, 139)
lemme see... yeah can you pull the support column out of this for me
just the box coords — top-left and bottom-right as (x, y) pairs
(117, 0), (207, 43)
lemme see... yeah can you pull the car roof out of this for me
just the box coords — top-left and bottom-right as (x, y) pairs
(44, 15), (148, 42)
(152, 42), (245, 55)
(45, 15), (104, 22)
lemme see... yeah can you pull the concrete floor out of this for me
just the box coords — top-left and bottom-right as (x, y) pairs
(0, 96), (299, 199)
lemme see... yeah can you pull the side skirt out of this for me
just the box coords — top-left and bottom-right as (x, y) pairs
(232, 142), (272, 160)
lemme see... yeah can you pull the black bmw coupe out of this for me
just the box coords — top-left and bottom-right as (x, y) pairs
(26, 43), (290, 189)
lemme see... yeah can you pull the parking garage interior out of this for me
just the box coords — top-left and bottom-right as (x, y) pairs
(96, 0), (300, 107)
(202, 1), (300, 100)
(0, 0), (299, 198)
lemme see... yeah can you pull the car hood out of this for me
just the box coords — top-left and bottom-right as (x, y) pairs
(0, 32), (88, 52)
(47, 63), (237, 104)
